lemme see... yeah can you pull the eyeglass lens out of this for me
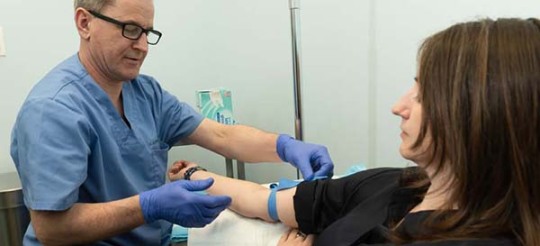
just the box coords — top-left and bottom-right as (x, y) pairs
(123, 24), (160, 44)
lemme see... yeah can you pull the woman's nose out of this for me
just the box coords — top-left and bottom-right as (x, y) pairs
(392, 97), (409, 118)
(391, 103), (402, 116)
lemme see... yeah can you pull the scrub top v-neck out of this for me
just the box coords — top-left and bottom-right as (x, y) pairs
(11, 54), (204, 245)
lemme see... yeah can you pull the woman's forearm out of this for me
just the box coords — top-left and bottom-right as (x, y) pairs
(177, 162), (298, 227)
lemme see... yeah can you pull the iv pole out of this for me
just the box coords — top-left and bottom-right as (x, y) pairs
(289, 0), (303, 179)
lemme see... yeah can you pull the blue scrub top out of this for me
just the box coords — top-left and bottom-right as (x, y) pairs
(10, 54), (204, 245)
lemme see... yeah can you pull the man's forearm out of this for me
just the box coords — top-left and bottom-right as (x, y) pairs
(222, 124), (282, 162)
(186, 119), (282, 163)
(31, 195), (145, 245)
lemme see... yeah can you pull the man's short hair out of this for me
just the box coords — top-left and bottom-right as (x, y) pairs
(74, 0), (113, 12)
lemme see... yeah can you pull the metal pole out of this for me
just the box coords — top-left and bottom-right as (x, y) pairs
(289, 0), (303, 179)
(225, 158), (234, 178)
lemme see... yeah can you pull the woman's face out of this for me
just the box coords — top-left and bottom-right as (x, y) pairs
(392, 82), (433, 165)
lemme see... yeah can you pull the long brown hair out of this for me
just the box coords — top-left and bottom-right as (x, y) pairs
(400, 18), (540, 245)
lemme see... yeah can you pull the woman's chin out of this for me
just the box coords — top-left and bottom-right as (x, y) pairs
(399, 146), (413, 160)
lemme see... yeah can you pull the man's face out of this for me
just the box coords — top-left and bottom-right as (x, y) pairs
(87, 0), (154, 82)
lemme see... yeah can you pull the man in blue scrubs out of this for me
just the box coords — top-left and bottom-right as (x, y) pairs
(10, 0), (334, 245)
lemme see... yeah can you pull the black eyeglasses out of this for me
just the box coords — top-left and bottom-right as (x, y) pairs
(88, 10), (162, 45)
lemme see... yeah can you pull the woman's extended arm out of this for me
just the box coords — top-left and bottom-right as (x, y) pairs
(169, 160), (299, 228)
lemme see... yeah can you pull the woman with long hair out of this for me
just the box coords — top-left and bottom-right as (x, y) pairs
(169, 18), (540, 246)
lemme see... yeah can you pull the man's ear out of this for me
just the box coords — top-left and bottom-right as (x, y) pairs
(74, 8), (91, 40)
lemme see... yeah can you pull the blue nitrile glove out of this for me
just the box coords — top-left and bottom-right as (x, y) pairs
(276, 134), (334, 180)
(139, 178), (232, 228)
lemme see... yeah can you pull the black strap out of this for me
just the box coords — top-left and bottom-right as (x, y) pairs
(184, 166), (207, 180)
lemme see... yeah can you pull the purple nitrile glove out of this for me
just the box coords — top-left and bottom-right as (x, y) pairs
(276, 134), (334, 180)
(139, 178), (231, 228)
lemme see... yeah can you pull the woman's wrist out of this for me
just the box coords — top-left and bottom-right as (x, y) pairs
(184, 166), (207, 180)
(179, 164), (202, 179)
(168, 160), (192, 181)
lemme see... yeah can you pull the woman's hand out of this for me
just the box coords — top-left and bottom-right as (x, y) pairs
(168, 160), (199, 181)
(277, 229), (314, 246)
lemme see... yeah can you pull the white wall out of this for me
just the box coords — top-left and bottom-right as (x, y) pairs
(373, 0), (540, 168)
(146, 0), (300, 182)
(0, 1), (78, 174)
(1, 0), (540, 182)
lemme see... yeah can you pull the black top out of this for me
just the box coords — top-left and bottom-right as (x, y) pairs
(293, 167), (517, 246)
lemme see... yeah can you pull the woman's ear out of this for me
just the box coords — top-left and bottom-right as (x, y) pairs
(74, 8), (91, 40)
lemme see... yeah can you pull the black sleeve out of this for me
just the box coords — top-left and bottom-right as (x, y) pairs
(294, 168), (404, 234)
(355, 239), (515, 246)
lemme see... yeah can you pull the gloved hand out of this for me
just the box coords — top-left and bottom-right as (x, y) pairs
(139, 178), (232, 228)
(276, 134), (334, 180)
